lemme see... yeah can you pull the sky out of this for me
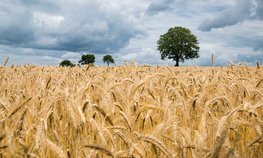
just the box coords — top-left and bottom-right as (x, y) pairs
(0, 0), (263, 66)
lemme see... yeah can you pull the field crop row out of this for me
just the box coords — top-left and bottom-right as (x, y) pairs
(0, 65), (263, 157)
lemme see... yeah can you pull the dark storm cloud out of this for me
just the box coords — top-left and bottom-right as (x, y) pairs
(0, 0), (143, 53)
(52, 9), (141, 53)
(0, 2), (34, 45)
(198, 0), (263, 31)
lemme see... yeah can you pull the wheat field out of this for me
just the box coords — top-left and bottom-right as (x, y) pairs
(0, 65), (263, 158)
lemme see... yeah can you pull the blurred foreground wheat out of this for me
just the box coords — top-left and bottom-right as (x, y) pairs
(0, 65), (263, 157)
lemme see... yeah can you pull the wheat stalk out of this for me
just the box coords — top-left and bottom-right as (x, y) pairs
(212, 53), (214, 66)
(256, 61), (260, 69)
(3, 56), (9, 66)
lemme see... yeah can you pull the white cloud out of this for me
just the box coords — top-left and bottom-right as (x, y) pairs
(22, 48), (35, 54)
(60, 52), (81, 64)
(33, 12), (64, 29)
(119, 47), (172, 65)
(61, 52), (81, 59)
(43, 55), (56, 60)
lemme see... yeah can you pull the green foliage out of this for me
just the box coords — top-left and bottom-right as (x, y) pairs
(157, 26), (200, 66)
(102, 55), (115, 66)
(59, 60), (75, 67)
(79, 54), (95, 65)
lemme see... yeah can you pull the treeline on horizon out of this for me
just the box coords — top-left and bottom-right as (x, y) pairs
(60, 54), (115, 67)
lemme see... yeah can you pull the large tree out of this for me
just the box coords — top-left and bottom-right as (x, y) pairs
(102, 55), (115, 66)
(157, 26), (200, 66)
(59, 60), (75, 67)
(79, 54), (95, 65)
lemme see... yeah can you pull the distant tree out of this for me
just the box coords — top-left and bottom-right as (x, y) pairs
(59, 60), (75, 67)
(79, 54), (95, 65)
(157, 26), (200, 66)
(102, 55), (115, 66)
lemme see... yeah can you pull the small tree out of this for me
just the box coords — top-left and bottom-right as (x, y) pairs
(102, 55), (115, 66)
(79, 54), (95, 65)
(157, 26), (200, 66)
(59, 60), (75, 67)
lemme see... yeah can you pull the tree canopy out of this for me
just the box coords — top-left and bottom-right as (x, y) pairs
(59, 60), (75, 67)
(79, 54), (95, 65)
(157, 26), (200, 66)
(102, 55), (115, 66)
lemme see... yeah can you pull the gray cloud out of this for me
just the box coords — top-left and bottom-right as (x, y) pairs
(199, 0), (252, 31)
(255, 0), (263, 19)
(0, 0), (144, 53)
(231, 36), (263, 51)
(199, 0), (263, 31)
(235, 53), (263, 65)
(146, 0), (175, 15)
(0, 3), (34, 45)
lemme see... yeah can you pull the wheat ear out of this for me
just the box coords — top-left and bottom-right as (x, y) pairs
(136, 132), (174, 158)
(0, 134), (5, 142)
(208, 116), (228, 158)
(8, 97), (32, 118)
(84, 145), (115, 158)
(248, 134), (263, 147)
(46, 138), (67, 158)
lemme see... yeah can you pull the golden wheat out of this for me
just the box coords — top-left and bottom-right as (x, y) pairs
(0, 65), (262, 157)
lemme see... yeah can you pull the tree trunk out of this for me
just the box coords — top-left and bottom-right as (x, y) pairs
(175, 58), (179, 66)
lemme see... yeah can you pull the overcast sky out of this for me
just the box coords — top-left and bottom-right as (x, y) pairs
(0, 0), (262, 66)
